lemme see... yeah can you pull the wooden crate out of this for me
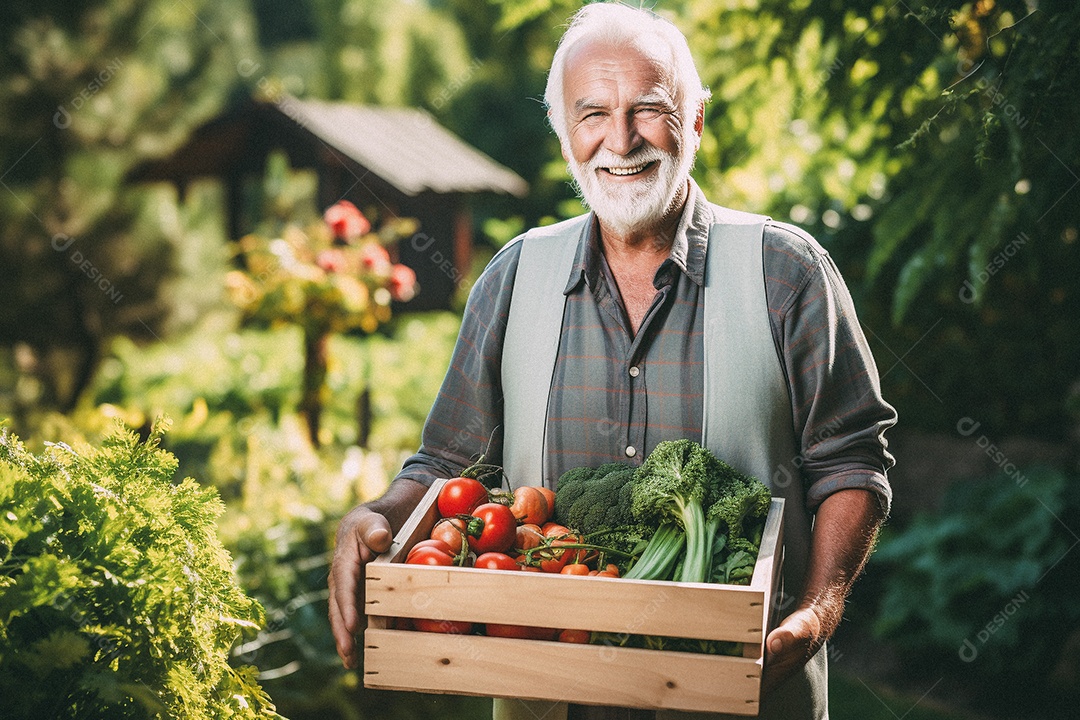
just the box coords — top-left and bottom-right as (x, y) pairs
(364, 478), (785, 715)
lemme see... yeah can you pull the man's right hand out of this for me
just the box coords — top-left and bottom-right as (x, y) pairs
(328, 505), (394, 669)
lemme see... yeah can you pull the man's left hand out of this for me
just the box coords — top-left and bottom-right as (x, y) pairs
(762, 605), (825, 692)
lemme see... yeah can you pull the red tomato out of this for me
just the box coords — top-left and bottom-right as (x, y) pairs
(407, 539), (453, 559)
(485, 623), (558, 641)
(413, 618), (473, 634)
(560, 563), (590, 576)
(515, 523), (545, 551)
(430, 518), (468, 554)
(558, 628), (591, 644)
(471, 503), (517, 554)
(542, 522), (571, 537)
(537, 539), (573, 574)
(437, 477), (489, 517)
(536, 487), (556, 516)
(405, 546), (455, 566)
(509, 486), (550, 525)
(474, 552), (519, 571)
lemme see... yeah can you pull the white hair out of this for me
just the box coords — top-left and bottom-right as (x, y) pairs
(543, 3), (710, 146)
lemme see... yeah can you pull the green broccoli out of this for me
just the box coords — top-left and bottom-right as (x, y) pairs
(554, 462), (638, 534)
(625, 440), (733, 583)
(554, 463), (654, 573)
(553, 443), (771, 585)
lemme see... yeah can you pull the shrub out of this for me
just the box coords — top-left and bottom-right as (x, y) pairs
(872, 465), (1080, 712)
(0, 419), (282, 719)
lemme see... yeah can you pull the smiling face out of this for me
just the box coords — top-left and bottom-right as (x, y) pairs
(561, 39), (700, 238)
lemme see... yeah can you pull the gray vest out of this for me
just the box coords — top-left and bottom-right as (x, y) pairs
(496, 207), (827, 720)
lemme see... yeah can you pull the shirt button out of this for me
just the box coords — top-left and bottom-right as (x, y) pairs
(625, 446), (637, 458)
(628, 366), (640, 377)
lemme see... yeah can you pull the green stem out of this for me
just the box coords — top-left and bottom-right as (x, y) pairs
(678, 500), (710, 583)
(623, 524), (685, 580)
(520, 540), (636, 563)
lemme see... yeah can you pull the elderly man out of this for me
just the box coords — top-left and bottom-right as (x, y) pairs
(329, 4), (895, 719)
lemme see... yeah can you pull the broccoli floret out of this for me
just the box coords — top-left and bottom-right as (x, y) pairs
(552, 464), (605, 524)
(585, 524), (653, 574)
(554, 463), (654, 574)
(554, 463), (638, 534)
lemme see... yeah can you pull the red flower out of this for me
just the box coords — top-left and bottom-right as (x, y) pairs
(323, 201), (371, 241)
(316, 248), (347, 273)
(389, 263), (417, 302)
(360, 242), (391, 272)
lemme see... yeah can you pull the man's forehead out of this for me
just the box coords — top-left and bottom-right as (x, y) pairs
(562, 38), (677, 104)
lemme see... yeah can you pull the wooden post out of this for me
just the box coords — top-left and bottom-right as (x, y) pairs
(301, 328), (329, 447)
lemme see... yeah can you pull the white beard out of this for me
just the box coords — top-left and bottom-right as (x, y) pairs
(568, 140), (693, 237)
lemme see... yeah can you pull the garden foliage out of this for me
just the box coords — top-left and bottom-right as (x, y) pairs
(0, 419), (281, 719)
(873, 466), (1080, 708)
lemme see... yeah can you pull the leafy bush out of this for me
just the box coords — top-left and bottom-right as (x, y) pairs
(0, 419), (281, 719)
(872, 466), (1080, 711)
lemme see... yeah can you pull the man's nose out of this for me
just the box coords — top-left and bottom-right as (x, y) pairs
(604, 112), (641, 156)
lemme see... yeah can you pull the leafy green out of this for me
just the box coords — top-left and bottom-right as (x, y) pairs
(626, 440), (726, 583)
(872, 466), (1080, 703)
(0, 419), (282, 720)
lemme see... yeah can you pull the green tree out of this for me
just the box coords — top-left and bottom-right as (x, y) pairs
(0, 0), (257, 415)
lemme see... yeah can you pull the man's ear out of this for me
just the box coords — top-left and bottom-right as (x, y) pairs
(688, 101), (705, 152)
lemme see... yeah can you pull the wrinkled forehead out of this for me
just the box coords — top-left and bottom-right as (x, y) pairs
(561, 36), (680, 106)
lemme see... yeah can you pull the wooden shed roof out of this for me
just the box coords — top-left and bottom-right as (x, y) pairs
(128, 94), (528, 199)
(279, 97), (528, 198)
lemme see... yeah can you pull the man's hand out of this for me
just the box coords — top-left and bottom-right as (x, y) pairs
(763, 605), (826, 692)
(328, 477), (429, 669)
(328, 505), (393, 669)
(761, 488), (885, 692)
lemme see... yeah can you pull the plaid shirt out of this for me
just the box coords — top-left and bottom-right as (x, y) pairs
(397, 182), (895, 512)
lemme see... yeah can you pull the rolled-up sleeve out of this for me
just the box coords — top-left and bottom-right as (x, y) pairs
(765, 223), (897, 515)
(393, 242), (521, 488)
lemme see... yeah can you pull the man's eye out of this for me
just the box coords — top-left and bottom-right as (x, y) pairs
(636, 108), (663, 118)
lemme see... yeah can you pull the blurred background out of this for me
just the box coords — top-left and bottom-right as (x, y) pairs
(1, 0), (1077, 718)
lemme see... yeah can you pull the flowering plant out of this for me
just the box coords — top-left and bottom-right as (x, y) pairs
(227, 201), (418, 337)
(226, 201), (419, 445)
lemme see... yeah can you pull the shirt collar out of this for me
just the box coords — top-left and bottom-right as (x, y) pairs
(562, 179), (710, 295)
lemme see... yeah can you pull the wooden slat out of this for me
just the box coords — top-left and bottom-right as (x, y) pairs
(367, 565), (765, 643)
(744, 497), (785, 658)
(365, 628), (762, 716)
(750, 498), (784, 592)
